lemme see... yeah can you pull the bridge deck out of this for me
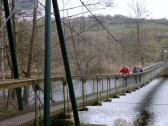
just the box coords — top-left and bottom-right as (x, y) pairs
(0, 87), (130, 126)
(0, 62), (165, 126)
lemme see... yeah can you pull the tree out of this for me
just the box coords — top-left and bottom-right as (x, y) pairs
(0, 1), (4, 80)
(128, 0), (149, 66)
(26, 8), (37, 78)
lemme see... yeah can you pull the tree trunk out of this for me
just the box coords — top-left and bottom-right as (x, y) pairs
(136, 19), (144, 66)
(70, 25), (83, 75)
(23, 8), (37, 111)
(12, 0), (16, 44)
(0, 5), (4, 80)
(26, 8), (37, 78)
(67, 11), (83, 75)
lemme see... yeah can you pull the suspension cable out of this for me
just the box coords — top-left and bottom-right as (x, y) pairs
(80, 0), (139, 61)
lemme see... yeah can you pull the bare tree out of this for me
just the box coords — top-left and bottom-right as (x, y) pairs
(0, 2), (4, 80)
(26, 8), (37, 78)
(128, 0), (149, 66)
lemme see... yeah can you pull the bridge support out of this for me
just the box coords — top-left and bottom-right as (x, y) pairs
(79, 78), (89, 111)
(2, 0), (23, 111)
(96, 77), (99, 103)
(43, 0), (51, 125)
(96, 76), (102, 105)
(104, 77), (111, 102)
(35, 84), (39, 126)
(82, 78), (86, 108)
(107, 77), (109, 99)
(63, 79), (67, 116)
(112, 76), (120, 98)
(52, 0), (80, 126)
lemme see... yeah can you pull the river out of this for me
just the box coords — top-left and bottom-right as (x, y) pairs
(79, 77), (168, 126)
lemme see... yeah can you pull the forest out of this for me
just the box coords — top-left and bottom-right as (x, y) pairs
(0, 1), (168, 79)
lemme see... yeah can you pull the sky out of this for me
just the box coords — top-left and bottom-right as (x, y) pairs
(57, 0), (168, 19)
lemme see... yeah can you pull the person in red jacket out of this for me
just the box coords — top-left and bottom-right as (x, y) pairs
(119, 65), (130, 74)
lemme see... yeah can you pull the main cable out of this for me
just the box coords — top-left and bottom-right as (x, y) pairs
(80, 0), (138, 60)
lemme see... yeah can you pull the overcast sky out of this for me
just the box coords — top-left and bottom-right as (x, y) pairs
(57, 0), (168, 19)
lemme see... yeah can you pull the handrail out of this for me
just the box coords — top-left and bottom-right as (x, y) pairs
(0, 62), (165, 89)
(0, 61), (166, 125)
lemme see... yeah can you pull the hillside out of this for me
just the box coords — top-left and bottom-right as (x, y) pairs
(2, 14), (168, 77)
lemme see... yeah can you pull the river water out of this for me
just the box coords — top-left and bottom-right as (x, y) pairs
(79, 77), (168, 126)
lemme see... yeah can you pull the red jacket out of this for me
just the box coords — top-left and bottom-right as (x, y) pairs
(120, 67), (130, 74)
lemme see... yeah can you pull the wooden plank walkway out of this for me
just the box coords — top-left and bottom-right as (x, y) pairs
(0, 62), (164, 126)
(0, 88), (123, 126)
